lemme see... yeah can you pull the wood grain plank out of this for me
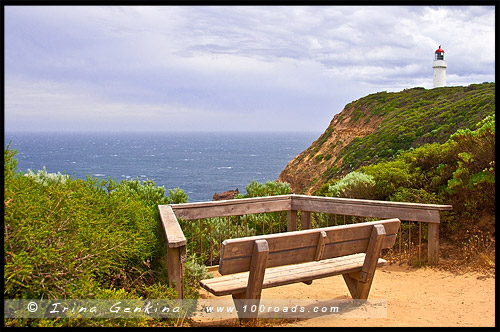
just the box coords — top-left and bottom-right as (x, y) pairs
(221, 219), (400, 258)
(218, 220), (399, 274)
(219, 233), (396, 275)
(291, 195), (450, 223)
(291, 194), (453, 211)
(170, 196), (292, 220)
(158, 205), (186, 248)
(201, 253), (387, 296)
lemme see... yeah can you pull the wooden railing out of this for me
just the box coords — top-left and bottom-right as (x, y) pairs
(158, 194), (452, 298)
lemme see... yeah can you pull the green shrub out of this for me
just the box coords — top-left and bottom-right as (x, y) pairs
(183, 259), (211, 300)
(3, 147), (195, 327)
(239, 180), (290, 198)
(361, 158), (420, 199)
(390, 188), (442, 204)
(328, 171), (376, 199)
(25, 166), (71, 186)
(4, 172), (160, 299)
(321, 114), (495, 240)
(4, 142), (18, 181)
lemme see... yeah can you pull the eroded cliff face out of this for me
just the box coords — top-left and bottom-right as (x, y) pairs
(278, 104), (383, 195)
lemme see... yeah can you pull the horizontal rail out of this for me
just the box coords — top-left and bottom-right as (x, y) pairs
(170, 195), (292, 220)
(291, 195), (452, 224)
(169, 194), (452, 223)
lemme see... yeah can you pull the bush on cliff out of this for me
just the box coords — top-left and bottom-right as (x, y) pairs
(321, 114), (495, 240)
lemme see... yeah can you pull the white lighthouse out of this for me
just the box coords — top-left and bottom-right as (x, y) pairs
(432, 45), (447, 88)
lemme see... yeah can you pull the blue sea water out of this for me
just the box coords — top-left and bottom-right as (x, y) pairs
(4, 132), (318, 202)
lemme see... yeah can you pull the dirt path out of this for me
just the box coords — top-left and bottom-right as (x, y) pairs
(193, 263), (495, 327)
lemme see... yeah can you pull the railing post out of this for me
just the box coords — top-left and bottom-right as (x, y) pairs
(301, 211), (311, 230)
(167, 245), (186, 298)
(159, 205), (187, 299)
(428, 223), (439, 265)
(287, 210), (297, 232)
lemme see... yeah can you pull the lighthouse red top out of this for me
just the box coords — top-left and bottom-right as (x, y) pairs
(435, 45), (444, 53)
(435, 45), (445, 61)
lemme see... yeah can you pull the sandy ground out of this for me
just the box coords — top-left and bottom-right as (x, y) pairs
(193, 263), (495, 327)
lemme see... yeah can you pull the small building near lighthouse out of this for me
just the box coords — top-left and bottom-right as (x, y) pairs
(432, 45), (447, 88)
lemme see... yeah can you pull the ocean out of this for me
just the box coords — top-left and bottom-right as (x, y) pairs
(4, 131), (318, 202)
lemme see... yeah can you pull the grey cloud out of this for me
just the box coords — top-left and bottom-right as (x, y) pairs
(4, 5), (495, 132)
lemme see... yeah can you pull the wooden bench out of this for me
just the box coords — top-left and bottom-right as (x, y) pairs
(200, 218), (400, 320)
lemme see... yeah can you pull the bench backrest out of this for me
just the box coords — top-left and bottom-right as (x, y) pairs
(219, 218), (400, 275)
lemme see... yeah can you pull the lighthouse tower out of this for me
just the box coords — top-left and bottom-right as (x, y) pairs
(432, 45), (447, 88)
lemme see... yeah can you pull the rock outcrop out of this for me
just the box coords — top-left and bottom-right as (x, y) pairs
(213, 189), (239, 201)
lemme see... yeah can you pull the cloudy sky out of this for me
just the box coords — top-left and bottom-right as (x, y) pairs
(4, 5), (496, 133)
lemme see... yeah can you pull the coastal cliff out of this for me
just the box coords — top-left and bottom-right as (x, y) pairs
(278, 83), (495, 195)
(278, 104), (383, 194)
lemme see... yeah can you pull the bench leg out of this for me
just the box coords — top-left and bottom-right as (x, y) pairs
(231, 292), (249, 321)
(232, 293), (263, 324)
(232, 239), (269, 321)
(343, 224), (386, 300)
(342, 273), (360, 299)
(358, 224), (386, 299)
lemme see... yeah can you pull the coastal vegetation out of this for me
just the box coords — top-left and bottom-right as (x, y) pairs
(317, 114), (495, 243)
(4, 147), (293, 327)
(335, 83), (495, 175)
(4, 148), (206, 327)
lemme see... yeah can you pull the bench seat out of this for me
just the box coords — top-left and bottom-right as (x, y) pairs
(201, 253), (386, 296)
